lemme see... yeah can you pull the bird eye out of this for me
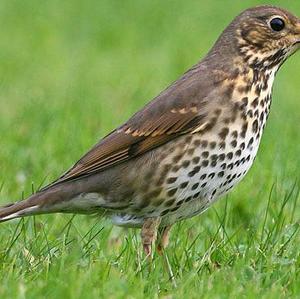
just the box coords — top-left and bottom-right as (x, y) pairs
(269, 17), (285, 31)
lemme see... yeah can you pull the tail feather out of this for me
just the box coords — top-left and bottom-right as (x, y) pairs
(0, 193), (44, 222)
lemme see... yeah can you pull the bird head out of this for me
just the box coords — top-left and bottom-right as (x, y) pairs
(234, 6), (300, 69)
(208, 6), (300, 71)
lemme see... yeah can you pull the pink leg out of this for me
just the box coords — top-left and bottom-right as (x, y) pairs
(157, 225), (172, 255)
(141, 217), (161, 257)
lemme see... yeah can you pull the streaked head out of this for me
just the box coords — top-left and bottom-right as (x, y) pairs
(234, 6), (300, 68)
(210, 6), (300, 70)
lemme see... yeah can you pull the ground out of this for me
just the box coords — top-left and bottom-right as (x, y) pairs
(0, 1), (300, 298)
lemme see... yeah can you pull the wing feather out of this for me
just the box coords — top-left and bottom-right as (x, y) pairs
(42, 65), (222, 189)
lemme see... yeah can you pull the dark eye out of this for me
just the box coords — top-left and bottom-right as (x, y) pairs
(270, 17), (285, 31)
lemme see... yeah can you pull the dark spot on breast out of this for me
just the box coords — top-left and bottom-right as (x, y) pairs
(231, 140), (237, 148)
(208, 172), (215, 179)
(173, 154), (183, 163)
(242, 96), (248, 105)
(176, 199), (185, 206)
(192, 183), (199, 190)
(170, 206), (180, 212)
(219, 153), (225, 161)
(185, 196), (193, 202)
(202, 151), (209, 158)
(211, 154), (218, 161)
(153, 198), (164, 207)
(210, 141), (217, 149)
(214, 109), (222, 116)
(218, 171), (224, 177)
(187, 148), (195, 155)
(172, 165), (180, 173)
(201, 182), (207, 188)
(165, 198), (175, 207)
(210, 160), (217, 167)
(251, 97), (259, 108)
(220, 163), (227, 170)
(161, 209), (170, 216)
(224, 117), (231, 124)
(167, 188), (177, 197)
(255, 84), (261, 95)
(260, 112), (264, 122)
(260, 99), (265, 107)
(231, 130), (238, 138)
(188, 166), (201, 177)
(193, 191), (201, 199)
(252, 120), (258, 133)
(227, 152), (233, 159)
(180, 181), (189, 189)
(192, 156), (200, 164)
(247, 110), (253, 118)
(144, 189), (162, 201)
(200, 174), (207, 180)
(247, 137), (254, 148)
(167, 177), (177, 184)
(219, 141), (226, 149)
(202, 160), (209, 167)
(201, 140), (208, 148)
(240, 122), (248, 138)
(234, 160), (241, 167)
(235, 149), (242, 157)
(193, 139), (201, 146)
(182, 160), (190, 168)
(227, 163), (234, 170)
(219, 127), (229, 140)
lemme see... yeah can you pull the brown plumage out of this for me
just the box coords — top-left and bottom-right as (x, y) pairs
(1, 5), (300, 256)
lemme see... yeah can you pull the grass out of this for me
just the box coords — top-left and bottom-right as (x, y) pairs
(0, 0), (300, 298)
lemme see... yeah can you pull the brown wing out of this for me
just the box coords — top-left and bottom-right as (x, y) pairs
(44, 65), (221, 188)
(54, 109), (208, 184)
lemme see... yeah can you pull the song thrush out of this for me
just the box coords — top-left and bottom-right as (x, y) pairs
(1, 6), (300, 256)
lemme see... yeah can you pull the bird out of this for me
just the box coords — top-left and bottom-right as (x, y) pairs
(1, 5), (300, 257)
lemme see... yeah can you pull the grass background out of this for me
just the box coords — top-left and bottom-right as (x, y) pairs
(0, 0), (300, 298)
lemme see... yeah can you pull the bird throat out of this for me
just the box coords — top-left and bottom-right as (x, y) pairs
(228, 53), (280, 128)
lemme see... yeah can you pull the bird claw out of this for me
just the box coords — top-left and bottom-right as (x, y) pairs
(141, 217), (161, 258)
(143, 244), (152, 258)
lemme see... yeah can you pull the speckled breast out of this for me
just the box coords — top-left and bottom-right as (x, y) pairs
(112, 71), (274, 227)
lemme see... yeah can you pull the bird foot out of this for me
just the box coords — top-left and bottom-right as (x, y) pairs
(141, 217), (161, 258)
(157, 225), (172, 255)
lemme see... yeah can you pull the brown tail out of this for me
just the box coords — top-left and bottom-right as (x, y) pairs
(0, 192), (47, 222)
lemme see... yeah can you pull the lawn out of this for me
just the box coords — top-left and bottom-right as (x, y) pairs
(0, 0), (300, 298)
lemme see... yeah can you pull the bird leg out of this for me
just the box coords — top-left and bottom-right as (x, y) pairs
(141, 217), (161, 258)
(157, 225), (172, 255)
(157, 225), (177, 287)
